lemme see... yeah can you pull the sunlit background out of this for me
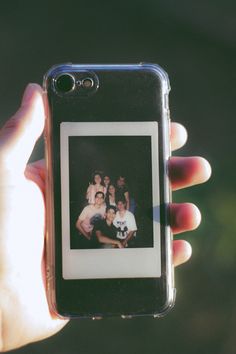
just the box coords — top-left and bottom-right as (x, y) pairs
(2, 1), (236, 353)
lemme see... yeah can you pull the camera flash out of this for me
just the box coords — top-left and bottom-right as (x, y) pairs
(82, 78), (94, 89)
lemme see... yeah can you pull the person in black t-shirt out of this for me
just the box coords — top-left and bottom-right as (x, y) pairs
(105, 183), (117, 208)
(92, 206), (124, 248)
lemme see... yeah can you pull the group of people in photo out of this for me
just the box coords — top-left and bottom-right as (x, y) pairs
(75, 170), (137, 249)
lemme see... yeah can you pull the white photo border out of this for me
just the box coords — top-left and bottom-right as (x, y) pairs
(60, 122), (161, 279)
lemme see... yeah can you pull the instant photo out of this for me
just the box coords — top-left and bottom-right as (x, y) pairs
(60, 122), (161, 279)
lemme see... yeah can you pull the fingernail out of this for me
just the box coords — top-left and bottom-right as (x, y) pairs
(21, 83), (37, 106)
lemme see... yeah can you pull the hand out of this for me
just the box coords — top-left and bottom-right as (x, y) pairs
(83, 231), (91, 240)
(75, 219), (91, 240)
(0, 84), (68, 352)
(121, 240), (128, 248)
(116, 241), (124, 248)
(169, 123), (211, 266)
(0, 84), (211, 351)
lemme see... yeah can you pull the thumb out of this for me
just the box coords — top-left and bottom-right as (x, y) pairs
(0, 84), (45, 180)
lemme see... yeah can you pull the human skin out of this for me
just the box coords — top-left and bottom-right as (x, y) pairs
(94, 192), (105, 206)
(0, 84), (211, 351)
(75, 193), (105, 238)
(116, 201), (136, 247)
(117, 177), (130, 210)
(104, 176), (111, 187)
(86, 176), (104, 203)
(107, 184), (116, 205)
(108, 184), (115, 196)
(94, 174), (102, 185)
(106, 208), (116, 224)
(95, 208), (124, 248)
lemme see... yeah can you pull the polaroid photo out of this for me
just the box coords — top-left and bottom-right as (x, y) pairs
(60, 121), (161, 279)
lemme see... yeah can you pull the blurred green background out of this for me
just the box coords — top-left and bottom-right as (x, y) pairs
(2, 1), (236, 353)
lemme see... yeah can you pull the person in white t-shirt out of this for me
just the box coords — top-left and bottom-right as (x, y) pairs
(113, 199), (137, 247)
(76, 191), (106, 240)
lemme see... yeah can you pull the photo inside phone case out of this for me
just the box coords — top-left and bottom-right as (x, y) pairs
(60, 121), (161, 279)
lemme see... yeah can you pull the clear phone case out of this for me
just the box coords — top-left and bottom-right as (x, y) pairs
(43, 63), (175, 319)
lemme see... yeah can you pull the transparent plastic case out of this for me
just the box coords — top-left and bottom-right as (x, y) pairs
(43, 63), (175, 319)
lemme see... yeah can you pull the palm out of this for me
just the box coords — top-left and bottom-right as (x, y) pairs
(0, 160), (67, 351)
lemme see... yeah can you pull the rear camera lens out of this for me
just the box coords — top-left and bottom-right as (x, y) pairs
(55, 74), (75, 93)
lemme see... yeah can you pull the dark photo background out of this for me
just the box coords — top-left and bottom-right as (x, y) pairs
(69, 135), (154, 248)
(2, 1), (236, 353)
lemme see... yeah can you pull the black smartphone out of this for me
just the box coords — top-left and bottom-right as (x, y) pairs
(43, 63), (174, 319)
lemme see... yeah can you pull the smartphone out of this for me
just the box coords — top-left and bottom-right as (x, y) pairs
(43, 63), (174, 319)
